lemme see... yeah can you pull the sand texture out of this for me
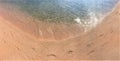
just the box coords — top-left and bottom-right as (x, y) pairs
(0, 1), (120, 60)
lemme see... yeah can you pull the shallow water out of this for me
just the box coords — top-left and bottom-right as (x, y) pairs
(1, 0), (119, 21)
(0, 0), (119, 24)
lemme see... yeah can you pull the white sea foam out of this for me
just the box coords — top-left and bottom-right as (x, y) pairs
(74, 12), (103, 32)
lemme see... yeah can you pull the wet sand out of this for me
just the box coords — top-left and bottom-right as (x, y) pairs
(0, 2), (119, 60)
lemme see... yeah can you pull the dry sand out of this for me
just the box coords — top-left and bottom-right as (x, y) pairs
(0, 2), (120, 60)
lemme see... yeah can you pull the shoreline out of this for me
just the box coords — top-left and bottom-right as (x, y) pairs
(101, 1), (120, 22)
(0, 1), (119, 41)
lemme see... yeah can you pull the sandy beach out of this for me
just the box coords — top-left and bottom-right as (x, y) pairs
(0, 1), (119, 60)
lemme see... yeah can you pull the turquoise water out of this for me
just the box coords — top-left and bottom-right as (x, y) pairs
(1, 0), (119, 23)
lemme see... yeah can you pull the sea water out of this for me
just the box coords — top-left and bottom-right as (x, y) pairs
(1, 0), (119, 31)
